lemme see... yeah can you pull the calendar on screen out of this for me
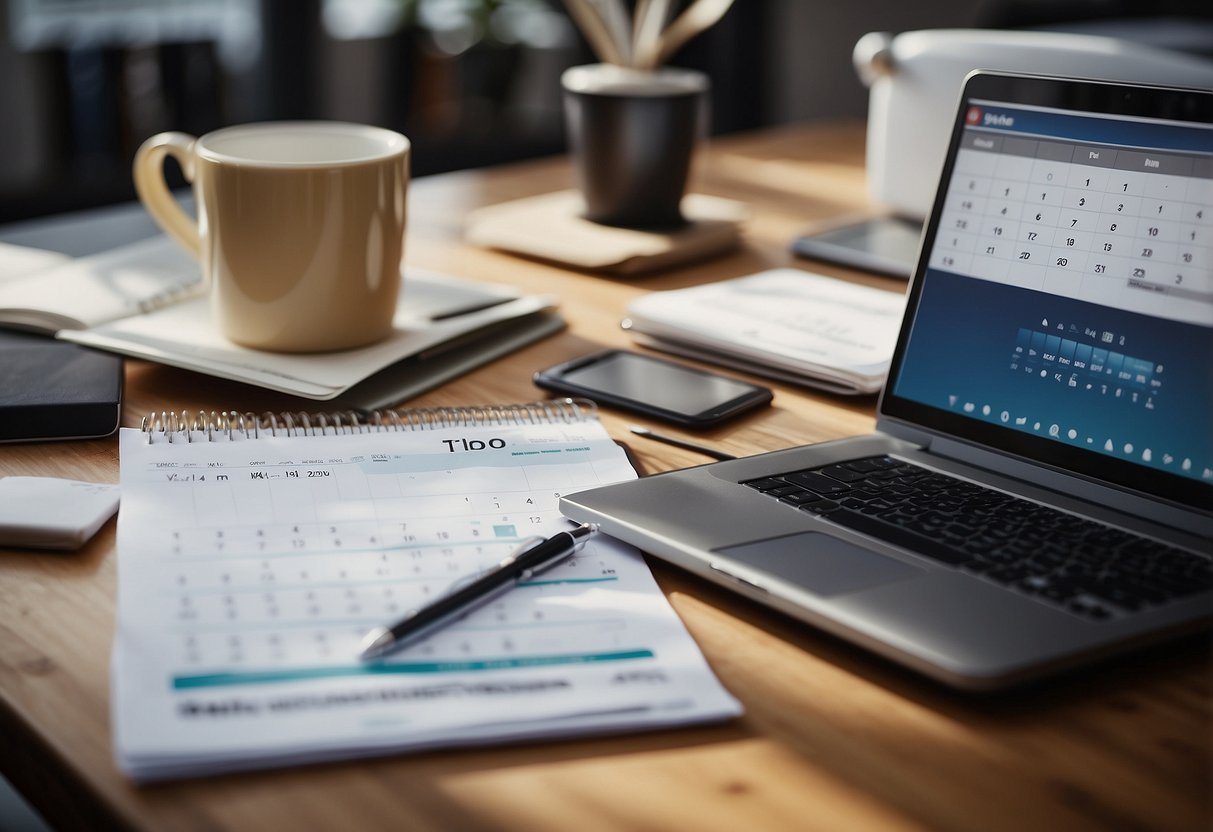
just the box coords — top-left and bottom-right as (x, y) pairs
(891, 93), (1212, 487)
(931, 109), (1209, 325)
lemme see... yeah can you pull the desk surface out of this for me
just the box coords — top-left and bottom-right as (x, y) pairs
(1, 122), (1209, 832)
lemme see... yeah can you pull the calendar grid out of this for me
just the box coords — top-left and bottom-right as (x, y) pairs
(114, 419), (655, 676)
(932, 130), (1212, 328)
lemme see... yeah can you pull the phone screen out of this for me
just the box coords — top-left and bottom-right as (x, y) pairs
(567, 352), (760, 412)
(792, 217), (921, 278)
(538, 351), (771, 426)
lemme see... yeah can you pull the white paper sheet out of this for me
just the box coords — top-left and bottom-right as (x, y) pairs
(625, 269), (906, 394)
(0, 236), (201, 331)
(67, 281), (556, 399)
(112, 416), (740, 779)
(0, 242), (72, 285)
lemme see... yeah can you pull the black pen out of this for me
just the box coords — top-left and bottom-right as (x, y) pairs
(358, 523), (599, 660)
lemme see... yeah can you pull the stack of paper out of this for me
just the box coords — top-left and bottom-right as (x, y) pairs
(624, 269), (907, 395)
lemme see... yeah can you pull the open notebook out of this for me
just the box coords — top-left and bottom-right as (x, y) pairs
(0, 236), (561, 401)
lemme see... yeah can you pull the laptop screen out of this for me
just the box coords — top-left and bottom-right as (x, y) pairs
(882, 73), (1213, 511)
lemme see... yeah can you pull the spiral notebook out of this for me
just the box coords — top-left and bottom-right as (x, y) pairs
(112, 399), (740, 780)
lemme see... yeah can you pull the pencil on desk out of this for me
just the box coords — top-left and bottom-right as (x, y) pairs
(629, 425), (736, 461)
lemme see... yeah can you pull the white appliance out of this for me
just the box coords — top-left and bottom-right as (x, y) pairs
(853, 29), (1213, 220)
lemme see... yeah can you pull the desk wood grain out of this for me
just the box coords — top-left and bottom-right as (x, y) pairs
(0, 121), (1208, 832)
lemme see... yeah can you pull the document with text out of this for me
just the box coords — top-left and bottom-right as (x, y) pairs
(112, 404), (740, 780)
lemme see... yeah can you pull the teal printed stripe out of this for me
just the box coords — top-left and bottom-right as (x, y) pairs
(509, 447), (590, 456)
(173, 649), (654, 689)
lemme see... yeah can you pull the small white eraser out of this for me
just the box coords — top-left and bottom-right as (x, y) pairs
(0, 477), (120, 550)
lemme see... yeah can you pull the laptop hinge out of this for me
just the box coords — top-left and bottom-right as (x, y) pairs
(915, 433), (1212, 539)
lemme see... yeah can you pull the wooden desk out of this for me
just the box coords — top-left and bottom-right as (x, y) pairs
(1, 122), (1208, 832)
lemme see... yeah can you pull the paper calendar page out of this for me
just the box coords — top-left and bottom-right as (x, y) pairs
(112, 418), (740, 778)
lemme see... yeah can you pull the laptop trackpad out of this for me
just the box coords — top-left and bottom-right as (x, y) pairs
(714, 532), (923, 597)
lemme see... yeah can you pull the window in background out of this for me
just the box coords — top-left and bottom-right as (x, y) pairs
(0, 0), (768, 224)
(2, 0), (261, 222)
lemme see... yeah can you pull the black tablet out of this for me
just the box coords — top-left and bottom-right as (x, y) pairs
(0, 331), (123, 442)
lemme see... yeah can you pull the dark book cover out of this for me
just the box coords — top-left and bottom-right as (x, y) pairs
(0, 330), (122, 442)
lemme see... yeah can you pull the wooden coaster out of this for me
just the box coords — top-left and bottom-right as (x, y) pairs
(465, 190), (748, 275)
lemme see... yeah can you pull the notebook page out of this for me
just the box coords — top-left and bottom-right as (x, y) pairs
(112, 418), (740, 778)
(63, 270), (557, 399)
(0, 242), (71, 284)
(0, 236), (200, 332)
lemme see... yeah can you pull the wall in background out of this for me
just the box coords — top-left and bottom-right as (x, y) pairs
(764, 0), (984, 123)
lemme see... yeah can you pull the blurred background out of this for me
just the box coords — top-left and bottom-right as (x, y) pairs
(0, 0), (1211, 224)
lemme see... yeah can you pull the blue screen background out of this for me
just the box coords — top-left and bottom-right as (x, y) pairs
(893, 269), (1213, 483)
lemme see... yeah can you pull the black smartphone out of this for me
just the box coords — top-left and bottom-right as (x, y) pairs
(534, 349), (772, 428)
(791, 216), (922, 279)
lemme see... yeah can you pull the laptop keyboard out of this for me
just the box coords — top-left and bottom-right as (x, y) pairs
(743, 456), (1212, 621)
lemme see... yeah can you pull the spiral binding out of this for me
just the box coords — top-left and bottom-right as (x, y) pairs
(139, 398), (596, 443)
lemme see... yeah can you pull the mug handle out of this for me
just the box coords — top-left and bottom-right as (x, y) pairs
(132, 132), (201, 258)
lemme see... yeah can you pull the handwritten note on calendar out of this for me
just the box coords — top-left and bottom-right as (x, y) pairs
(112, 412), (740, 780)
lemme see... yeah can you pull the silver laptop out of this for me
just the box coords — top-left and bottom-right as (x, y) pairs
(561, 72), (1213, 690)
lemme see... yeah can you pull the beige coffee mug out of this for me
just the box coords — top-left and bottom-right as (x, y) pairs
(134, 122), (409, 352)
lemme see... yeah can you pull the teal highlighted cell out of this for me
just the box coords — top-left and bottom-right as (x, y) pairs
(493, 524), (517, 538)
(173, 649), (655, 689)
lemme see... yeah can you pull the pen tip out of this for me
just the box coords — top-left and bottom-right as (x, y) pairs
(359, 627), (393, 661)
